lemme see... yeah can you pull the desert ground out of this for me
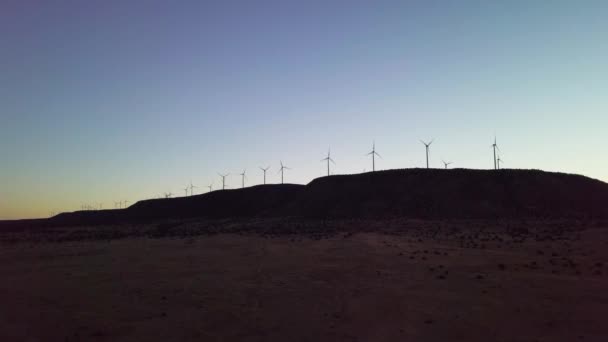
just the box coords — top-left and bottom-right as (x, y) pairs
(1, 219), (607, 341)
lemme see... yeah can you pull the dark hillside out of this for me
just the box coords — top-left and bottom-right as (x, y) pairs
(127, 183), (304, 220)
(288, 169), (608, 219)
(2, 169), (608, 229)
(35, 184), (304, 227)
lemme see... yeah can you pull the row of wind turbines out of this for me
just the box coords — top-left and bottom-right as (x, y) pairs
(78, 201), (130, 211)
(161, 137), (504, 198)
(62, 137), (504, 216)
(366, 137), (503, 172)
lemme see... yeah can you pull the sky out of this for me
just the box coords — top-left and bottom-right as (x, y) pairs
(1, 0), (607, 220)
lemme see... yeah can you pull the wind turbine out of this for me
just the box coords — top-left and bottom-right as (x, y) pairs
(366, 141), (381, 172)
(124, 200), (129, 208)
(492, 136), (500, 170)
(207, 183), (213, 192)
(239, 169), (247, 188)
(442, 160), (453, 169)
(218, 173), (229, 190)
(420, 139), (434, 169)
(164, 192), (172, 199)
(259, 166), (270, 185)
(183, 186), (189, 197)
(189, 181), (197, 196)
(497, 155), (504, 170)
(278, 161), (290, 184)
(321, 148), (335, 176)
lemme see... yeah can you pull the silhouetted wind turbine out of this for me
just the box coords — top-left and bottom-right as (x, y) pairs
(420, 139), (434, 169)
(183, 186), (189, 197)
(321, 148), (335, 176)
(492, 136), (500, 170)
(278, 161), (290, 184)
(366, 141), (381, 172)
(164, 192), (172, 199)
(497, 155), (504, 170)
(259, 166), (270, 184)
(442, 160), (453, 169)
(239, 169), (247, 188)
(218, 173), (229, 190)
(189, 181), (197, 196)
(207, 183), (213, 192)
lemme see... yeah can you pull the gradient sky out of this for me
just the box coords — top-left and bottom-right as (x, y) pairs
(1, 0), (607, 219)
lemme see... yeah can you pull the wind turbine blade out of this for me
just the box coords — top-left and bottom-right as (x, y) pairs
(375, 152), (382, 158)
(330, 158), (335, 164)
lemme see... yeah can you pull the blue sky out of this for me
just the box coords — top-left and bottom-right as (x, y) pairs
(1, 1), (607, 219)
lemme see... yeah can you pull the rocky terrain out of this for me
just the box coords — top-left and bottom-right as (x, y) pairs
(1, 218), (607, 341)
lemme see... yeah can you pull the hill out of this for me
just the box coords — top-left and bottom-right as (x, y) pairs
(47, 184), (305, 226)
(2, 169), (608, 229)
(289, 169), (608, 218)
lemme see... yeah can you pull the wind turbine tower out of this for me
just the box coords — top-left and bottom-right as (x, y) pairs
(259, 166), (270, 185)
(492, 136), (500, 170)
(420, 139), (434, 169)
(366, 141), (381, 172)
(279, 161), (290, 184)
(219, 173), (229, 190)
(189, 181), (197, 196)
(442, 160), (453, 169)
(239, 169), (247, 188)
(321, 148), (335, 176)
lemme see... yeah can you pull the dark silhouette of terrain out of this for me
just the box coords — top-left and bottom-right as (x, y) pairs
(289, 168), (608, 218)
(2, 169), (608, 229)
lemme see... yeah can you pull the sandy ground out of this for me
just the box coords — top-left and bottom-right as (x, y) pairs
(0, 220), (607, 341)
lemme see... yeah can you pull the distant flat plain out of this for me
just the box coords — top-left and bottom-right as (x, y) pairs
(1, 219), (606, 341)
